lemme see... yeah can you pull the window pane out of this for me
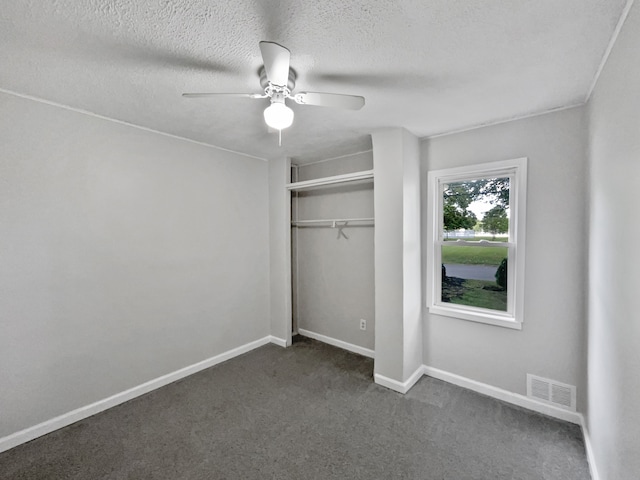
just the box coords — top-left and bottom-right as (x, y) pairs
(441, 246), (508, 312)
(442, 177), (510, 241)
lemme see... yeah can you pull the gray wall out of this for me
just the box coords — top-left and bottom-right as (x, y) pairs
(268, 157), (292, 345)
(372, 129), (423, 384)
(422, 106), (588, 410)
(587, 1), (640, 478)
(293, 152), (375, 350)
(0, 92), (270, 437)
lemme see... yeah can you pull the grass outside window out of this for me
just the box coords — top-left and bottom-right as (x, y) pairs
(441, 243), (508, 311)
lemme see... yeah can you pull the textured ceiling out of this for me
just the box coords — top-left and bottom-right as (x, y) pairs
(0, 0), (628, 163)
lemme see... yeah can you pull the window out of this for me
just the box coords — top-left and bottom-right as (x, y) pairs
(426, 158), (527, 329)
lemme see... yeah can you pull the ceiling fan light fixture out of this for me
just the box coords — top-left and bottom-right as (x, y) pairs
(264, 101), (294, 130)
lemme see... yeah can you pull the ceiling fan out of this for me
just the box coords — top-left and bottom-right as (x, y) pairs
(182, 41), (365, 135)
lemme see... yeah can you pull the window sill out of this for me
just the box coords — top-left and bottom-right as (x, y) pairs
(428, 305), (522, 330)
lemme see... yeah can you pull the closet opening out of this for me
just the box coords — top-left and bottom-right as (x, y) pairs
(288, 150), (375, 360)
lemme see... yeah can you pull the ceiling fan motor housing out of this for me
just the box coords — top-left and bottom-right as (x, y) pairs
(259, 65), (297, 93)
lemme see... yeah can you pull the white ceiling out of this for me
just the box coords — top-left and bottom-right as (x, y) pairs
(0, 0), (628, 163)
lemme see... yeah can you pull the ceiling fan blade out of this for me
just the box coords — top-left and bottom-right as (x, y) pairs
(293, 92), (365, 110)
(259, 41), (290, 87)
(182, 93), (265, 99)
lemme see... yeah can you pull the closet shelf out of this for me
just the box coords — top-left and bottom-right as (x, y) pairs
(286, 169), (373, 191)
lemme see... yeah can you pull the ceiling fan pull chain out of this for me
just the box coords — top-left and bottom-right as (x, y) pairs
(279, 129), (282, 147)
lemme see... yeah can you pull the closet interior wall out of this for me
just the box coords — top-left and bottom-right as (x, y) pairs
(291, 151), (375, 352)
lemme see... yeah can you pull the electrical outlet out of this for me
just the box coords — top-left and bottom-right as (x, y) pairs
(359, 319), (367, 331)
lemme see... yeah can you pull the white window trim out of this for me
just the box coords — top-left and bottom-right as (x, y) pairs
(426, 157), (527, 329)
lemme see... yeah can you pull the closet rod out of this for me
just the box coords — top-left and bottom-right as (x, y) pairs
(292, 217), (374, 225)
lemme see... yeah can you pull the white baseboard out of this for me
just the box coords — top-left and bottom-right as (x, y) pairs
(374, 365), (424, 394)
(268, 335), (288, 348)
(580, 415), (600, 480)
(422, 365), (582, 424)
(1, 337), (599, 477)
(0, 336), (274, 454)
(297, 329), (375, 358)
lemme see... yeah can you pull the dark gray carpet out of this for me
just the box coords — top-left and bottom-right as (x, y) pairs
(0, 337), (590, 479)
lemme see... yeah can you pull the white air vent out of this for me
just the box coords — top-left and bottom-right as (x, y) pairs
(526, 374), (576, 411)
